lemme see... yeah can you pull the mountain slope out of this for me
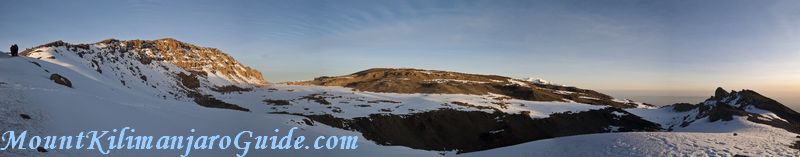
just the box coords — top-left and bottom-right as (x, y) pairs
(19, 38), (267, 111)
(4, 39), (662, 154)
(3, 39), (800, 156)
(460, 128), (799, 156)
(461, 87), (800, 157)
(0, 52), (440, 157)
(628, 87), (800, 134)
(273, 68), (665, 152)
(22, 38), (266, 86)
(291, 68), (652, 108)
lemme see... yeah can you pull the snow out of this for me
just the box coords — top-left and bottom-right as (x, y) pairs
(614, 99), (656, 109)
(525, 78), (550, 85)
(488, 129), (505, 134)
(552, 90), (577, 95)
(523, 77), (570, 86)
(611, 111), (627, 116)
(0, 51), (441, 157)
(746, 106), (789, 123)
(626, 107), (691, 129)
(458, 129), (799, 157)
(3, 45), (799, 156)
(425, 79), (489, 84)
(218, 85), (604, 119)
(579, 96), (601, 100)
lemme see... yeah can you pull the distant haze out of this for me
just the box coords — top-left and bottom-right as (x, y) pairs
(603, 89), (800, 112)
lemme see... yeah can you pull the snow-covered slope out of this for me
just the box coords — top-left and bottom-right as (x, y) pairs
(19, 39), (269, 111)
(525, 77), (551, 85)
(461, 87), (800, 157)
(1, 40), (651, 155)
(627, 87), (800, 133)
(3, 39), (800, 156)
(459, 125), (799, 157)
(1, 43), (440, 157)
(23, 39), (266, 87)
(227, 85), (604, 119)
(292, 68), (653, 109)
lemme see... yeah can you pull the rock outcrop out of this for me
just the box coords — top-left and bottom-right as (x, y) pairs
(664, 87), (800, 133)
(49, 74), (72, 88)
(23, 38), (262, 112)
(292, 68), (651, 108)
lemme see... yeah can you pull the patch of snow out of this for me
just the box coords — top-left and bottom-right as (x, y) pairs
(426, 79), (489, 84)
(0, 54), (441, 157)
(611, 111), (627, 116)
(489, 129), (505, 134)
(458, 128), (799, 157)
(524, 78), (550, 85)
(241, 85), (604, 119)
(579, 96), (601, 100)
(747, 106), (789, 123)
(607, 126), (621, 132)
(506, 79), (529, 87)
(552, 90), (576, 95)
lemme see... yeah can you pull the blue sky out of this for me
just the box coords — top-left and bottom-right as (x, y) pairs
(1, 0), (799, 101)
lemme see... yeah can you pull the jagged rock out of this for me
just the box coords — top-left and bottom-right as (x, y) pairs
(19, 114), (31, 119)
(671, 103), (698, 112)
(263, 99), (291, 106)
(22, 38), (268, 112)
(714, 87), (729, 98)
(49, 74), (72, 88)
(667, 87), (800, 134)
(23, 38), (267, 86)
(115, 38), (266, 84)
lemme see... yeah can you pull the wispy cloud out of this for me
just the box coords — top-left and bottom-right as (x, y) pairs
(2, 0), (799, 99)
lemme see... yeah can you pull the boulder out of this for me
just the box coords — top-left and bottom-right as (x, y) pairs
(49, 74), (72, 88)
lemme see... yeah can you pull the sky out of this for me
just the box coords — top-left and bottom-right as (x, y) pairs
(1, 0), (799, 107)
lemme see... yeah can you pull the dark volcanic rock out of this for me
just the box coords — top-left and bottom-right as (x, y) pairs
(177, 72), (200, 89)
(37, 147), (47, 153)
(49, 74), (72, 88)
(714, 87), (730, 99)
(671, 103), (699, 112)
(211, 85), (253, 94)
(19, 114), (31, 119)
(304, 108), (660, 153)
(701, 102), (749, 122)
(263, 99), (292, 106)
(188, 91), (249, 112)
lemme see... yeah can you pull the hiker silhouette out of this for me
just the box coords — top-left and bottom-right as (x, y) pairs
(10, 44), (19, 57)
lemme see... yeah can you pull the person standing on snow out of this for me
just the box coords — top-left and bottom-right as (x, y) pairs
(10, 44), (19, 57)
